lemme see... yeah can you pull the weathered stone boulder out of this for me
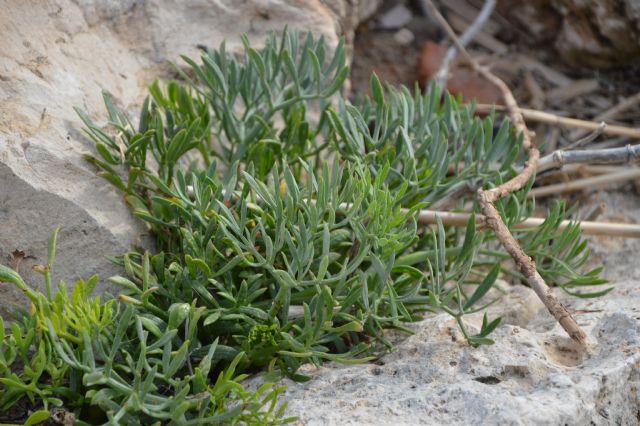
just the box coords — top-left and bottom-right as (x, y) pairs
(497, 0), (640, 68)
(270, 280), (640, 425)
(0, 0), (380, 312)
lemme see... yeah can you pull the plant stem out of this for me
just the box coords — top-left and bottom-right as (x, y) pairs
(44, 268), (53, 302)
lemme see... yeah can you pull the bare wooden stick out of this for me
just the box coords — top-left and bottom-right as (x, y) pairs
(516, 55), (572, 86)
(476, 104), (640, 139)
(411, 208), (640, 237)
(448, 14), (508, 54)
(435, 0), (496, 88)
(577, 165), (621, 174)
(546, 79), (599, 105)
(537, 144), (640, 173)
(423, 0), (587, 345)
(564, 121), (606, 150)
(570, 91), (640, 140)
(584, 203), (606, 221)
(429, 179), (480, 210)
(545, 127), (560, 154)
(537, 165), (620, 183)
(582, 137), (631, 151)
(524, 71), (545, 110)
(478, 196), (589, 344)
(202, 185), (640, 237)
(529, 168), (640, 198)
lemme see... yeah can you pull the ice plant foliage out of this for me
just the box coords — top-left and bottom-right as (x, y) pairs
(0, 29), (607, 424)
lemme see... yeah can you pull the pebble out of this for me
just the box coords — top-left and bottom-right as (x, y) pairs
(393, 28), (414, 45)
(378, 4), (412, 30)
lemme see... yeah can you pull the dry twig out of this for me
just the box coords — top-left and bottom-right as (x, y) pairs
(516, 55), (572, 86)
(422, 0), (587, 345)
(429, 179), (480, 210)
(564, 122), (606, 150)
(448, 14), (508, 54)
(535, 165), (619, 189)
(410, 208), (640, 237)
(536, 143), (640, 173)
(546, 79), (599, 105)
(476, 104), (640, 139)
(584, 203), (606, 222)
(435, 0), (497, 88)
(529, 168), (640, 198)
(570, 91), (640, 140)
(524, 71), (545, 110)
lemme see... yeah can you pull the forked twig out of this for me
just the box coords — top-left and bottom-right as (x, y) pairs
(564, 121), (606, 150)
(422, 0), (587, 345)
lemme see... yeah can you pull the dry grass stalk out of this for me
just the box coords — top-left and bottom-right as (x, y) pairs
(476, 104), (640, 139)
(516, 55), (572, 86)
(546, 79), (599, 105)
(564, 122), (606, 150)
(411, 208), (640, 237)
(584, 203), (606, 221)
(435, 0), (496, 88)
(570, 91), (640, 140)
(529, 168), (640, 198)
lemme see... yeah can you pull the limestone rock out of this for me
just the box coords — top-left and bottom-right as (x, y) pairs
(497, 0), (640, 68)
(555, 0), (640, 68)
(268, 280), (640, 425)
(0, 0), (380, 311)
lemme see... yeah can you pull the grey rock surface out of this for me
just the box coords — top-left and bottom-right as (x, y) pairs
(378, 4), (413, 30)
(581, 189), (640, 283)
(270, 280), (640, 425)
(497, 0), (640, 68)
(0, 0), (380, 311)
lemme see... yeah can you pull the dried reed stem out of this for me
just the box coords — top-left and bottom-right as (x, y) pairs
(476, 104), (640, 139)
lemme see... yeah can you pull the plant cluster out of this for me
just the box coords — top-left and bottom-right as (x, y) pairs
(0, 28), (607, 424)
(0, 230), (290, 425)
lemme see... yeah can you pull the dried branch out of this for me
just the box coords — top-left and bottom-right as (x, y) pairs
(537, 143), (640, 173)
(529, 168), (640, 198)
(429, 179), (480, 210)
(584, 203), (606, 221)
(477, 194), (588, 344)
(553, 164), (620, 175)
(423, 0), (587, 345)
(546, 79), (599, 105)
(570, 91), (640, 140)
(434, 0), (496, 88)
(564, 121), (606, 150)
(476, 104), (640, 139)
(410, 208), (640, 237)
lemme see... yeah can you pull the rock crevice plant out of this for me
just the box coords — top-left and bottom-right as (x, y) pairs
(0, 28), (606, 424)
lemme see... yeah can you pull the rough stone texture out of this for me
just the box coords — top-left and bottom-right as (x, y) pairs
(268, 280), (640, 425)
(0, 0), (380, 311)
(580, 188), (640, 283)
(497, 0), (640, 68)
